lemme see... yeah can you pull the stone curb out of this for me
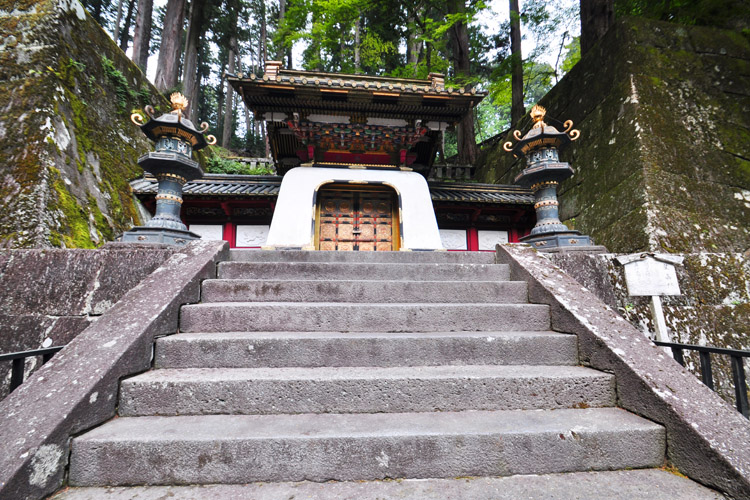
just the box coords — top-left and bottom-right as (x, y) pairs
(0, 240), (229, 500)
(495, 243), (750, 499)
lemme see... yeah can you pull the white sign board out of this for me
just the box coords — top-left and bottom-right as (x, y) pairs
(621, 257), (681, 296)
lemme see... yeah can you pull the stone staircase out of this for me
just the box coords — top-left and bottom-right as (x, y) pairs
(58, 250), (726, 499)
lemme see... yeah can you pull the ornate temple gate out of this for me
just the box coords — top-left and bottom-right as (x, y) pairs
(316, 185), (399, 251)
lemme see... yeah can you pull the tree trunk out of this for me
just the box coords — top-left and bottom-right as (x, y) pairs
(113, 0), (124, 42)
(182, 0), (204, 123)
(90, 0), (103, 23)
(222, 39), (237, 148)
(132, 0), (153, 72)
(447, 0), (476, 165)
(154, 0), (186, 91)
(406, 10), (422, 77)
(509, 0), (524, 126)
(278, 0), (292, 66)
(580, 0), (614, 55)
(194, 47), (210, 123)
(259, 1), (269, 156)
(260, 0), (267, 64)
(354, 10), (361, 73)
(231, 41), (255, 151)
(119, 0), (136, 51)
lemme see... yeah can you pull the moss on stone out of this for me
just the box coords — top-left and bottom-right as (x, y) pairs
(0, 0), (168, 248)
(475, 17), (750, 253)
(49, 170), (94, 248)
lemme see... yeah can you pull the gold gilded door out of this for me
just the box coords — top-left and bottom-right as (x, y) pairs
(317, 187), (397, 251)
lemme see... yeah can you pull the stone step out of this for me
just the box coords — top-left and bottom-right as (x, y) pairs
(201, 279), (528, 303)
(69, 408), (665, 486)
(52, 469), (729, 500)
(179, 302), (550, 333)
(154, 331), (579, 369)
(230, 249), (497, 264)
(217, 261), (510, 281)
(119, 365), (614, 416)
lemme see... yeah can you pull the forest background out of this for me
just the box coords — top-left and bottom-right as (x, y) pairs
(78, 0), (748, 173)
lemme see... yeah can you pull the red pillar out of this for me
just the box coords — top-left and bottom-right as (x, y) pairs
(467, 228), (479, 252)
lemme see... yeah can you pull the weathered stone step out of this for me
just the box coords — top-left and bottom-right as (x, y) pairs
(201, 279), (528, 303)
(179, 302), (550, 333)
(155, 331), (579, 369)
(230, 249), (497, 264)
(217, 261), (510, 281)
(119, 365), (614, 416)
(52, 469), (728, 500)
(69, 408), (665, 486)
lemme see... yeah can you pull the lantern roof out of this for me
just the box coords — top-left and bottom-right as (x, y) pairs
(131, 93), (217, 150)
(503, 105), (580, 158)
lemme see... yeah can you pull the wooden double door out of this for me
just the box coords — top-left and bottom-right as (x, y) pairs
(317, 186), (399, 251)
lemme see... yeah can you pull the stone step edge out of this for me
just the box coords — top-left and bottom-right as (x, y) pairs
(125, 364), (609, 381)
(52, 469), (727, 500)
(69, 408), (666, 485)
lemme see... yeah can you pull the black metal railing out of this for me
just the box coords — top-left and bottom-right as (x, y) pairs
(655, 341), (749, 418)
(0, 346), (64, 394)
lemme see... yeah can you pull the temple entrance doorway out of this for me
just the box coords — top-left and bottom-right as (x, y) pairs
(316, 184), (400, 251)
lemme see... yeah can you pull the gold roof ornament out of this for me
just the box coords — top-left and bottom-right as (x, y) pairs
(503, 103), (580, 154)
(530, 104), (547, 129)
(170, 92), (189, 118)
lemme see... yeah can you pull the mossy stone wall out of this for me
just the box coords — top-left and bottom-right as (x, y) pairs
(475, 17), (750, 254)
(0, 0), (168, 248)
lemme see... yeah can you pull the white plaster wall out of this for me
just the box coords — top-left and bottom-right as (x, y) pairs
(266, 167), (444, 250)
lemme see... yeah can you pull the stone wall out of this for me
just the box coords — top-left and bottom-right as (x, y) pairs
(0, 0), (167, 248)
(475, 17), (750, 254)
(0, 245), (176, 398)
(547, 251), (750, 405)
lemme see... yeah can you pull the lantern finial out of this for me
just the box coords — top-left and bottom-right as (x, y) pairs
(530, 104), (546, 128)
(170, 92), (189, 115)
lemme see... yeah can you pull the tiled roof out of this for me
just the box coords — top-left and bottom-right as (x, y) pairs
(130, 174), (533, 205)
(232, 67), (485, 97)
(130, 174), (282, 197)
(429, 181), (534, 205)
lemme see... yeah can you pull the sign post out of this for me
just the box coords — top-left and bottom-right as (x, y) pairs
(615, 253), (684, 342)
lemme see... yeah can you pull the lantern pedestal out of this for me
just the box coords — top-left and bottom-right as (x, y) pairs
(120, 226), (201, 246)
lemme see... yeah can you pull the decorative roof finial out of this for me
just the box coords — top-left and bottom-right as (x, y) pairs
(530, 104), (546, 129)
(503, 104), (579, 153)
(170, 92), (189, 118)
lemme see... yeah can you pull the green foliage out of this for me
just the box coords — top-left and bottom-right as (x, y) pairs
(101, 55), (152, 113)
(560, 36), (581, 75)
(205, 147), (275, 175)
(101, 55), (131, 111)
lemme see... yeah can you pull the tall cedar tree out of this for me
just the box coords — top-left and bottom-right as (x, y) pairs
(183, 0), (205, 123)
(132, 0), (154, 71)
(447, 0), (477, 165)
(155, 0), (187, 91)
(509, 0), (524, 126)
(119, 0), (136, 51)
(580, 0), (613, 55)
